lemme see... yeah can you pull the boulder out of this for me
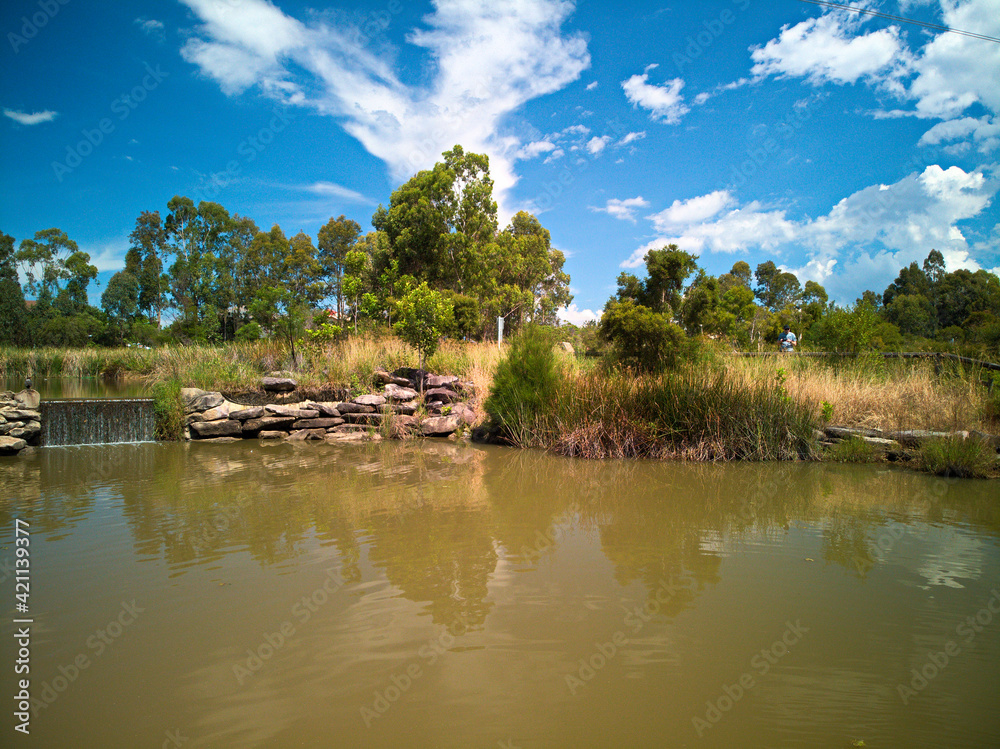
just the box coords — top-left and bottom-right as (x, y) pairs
(325, 431), (367, 443)
(393, 415), (418, 430)
(292, 418), (344, 429)
(196, 437), (242, 443)
(0, 435), (27, 454)
(335, 402), (373, 414)
(242, 416), (295, 433)
(330, 424), (371, 433)
(265, 405), (319, 419)
(287, 428), (326, 441)
(353, 394), (386, 408)
(229, 406), (265, 421)
(180, 388), (224, 413)
(425, 374), (459, 389)
(303, 402), (341, 417)
(392, 403), (417, 416)
(392, 367), (427, 385)
(0, 408), (41, 421)
(424, 387), (460, 404)
(420, 415), (461, 437)
(888, 430), (953, 448)
(375, 369), (413, 387)
(258, 431), (287, 440)
(188, 404), (231, 423)
(384, 384), (418, 402)
(448, 402), (478, 426)
(262, 376), (297, 392)
(825, 426), (882, 440)
(14, 389), (41, 409)
(860, 436), (903, 451)
(190, 419), (243, 438)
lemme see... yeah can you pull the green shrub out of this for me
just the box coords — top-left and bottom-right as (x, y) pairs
(918, 436), (995, 479)
(827, 436), (882, 463)
(151, 379), (184, 441)
(485, 326), (562, 445)
(599, 299), (686, 373)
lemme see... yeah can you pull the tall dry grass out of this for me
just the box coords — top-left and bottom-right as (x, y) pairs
(722, 354), (992, 432)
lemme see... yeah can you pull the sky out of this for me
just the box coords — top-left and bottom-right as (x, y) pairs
(2, 0), (998, 324)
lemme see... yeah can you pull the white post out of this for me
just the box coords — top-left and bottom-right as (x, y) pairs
(498, 316), (504, 348)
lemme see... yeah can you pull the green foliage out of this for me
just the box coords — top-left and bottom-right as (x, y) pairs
(485, 326), (562, 444)
(599, 299), (686, 373)
(235, 321), (263, 342)
(151, 379), (184, 441)
(821, 401), (834, 423)
(918, 436), (995, 479)
(393, 282), (454, 369)
(827, 437), (882, 464)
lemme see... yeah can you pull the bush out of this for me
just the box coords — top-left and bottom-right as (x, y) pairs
(485, 326), (562, 445)
(827, 436), (882, 463)
(918, 435), (995, 479)
(151, 379), (184, 441)
(599, 299), (686, 372)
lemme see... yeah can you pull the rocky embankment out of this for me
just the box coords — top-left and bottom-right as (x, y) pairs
(0, 389), (41, 455)
(183, 368), (478, 444)
(817, 425), (1000, 459)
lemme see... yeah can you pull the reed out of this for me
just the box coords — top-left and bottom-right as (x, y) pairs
(918, 435), (996, 479)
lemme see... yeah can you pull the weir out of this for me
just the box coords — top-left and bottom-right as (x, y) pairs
(40, 399), (155, 446)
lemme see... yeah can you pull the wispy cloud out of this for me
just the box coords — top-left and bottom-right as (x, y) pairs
(621, 64), (688, 124)
(3, 108), (58, 126)
(178, 0), (591, 216)
(135, 18), (166, 40)
(590, 196), (650, 222)
(297, 181), (372, 203)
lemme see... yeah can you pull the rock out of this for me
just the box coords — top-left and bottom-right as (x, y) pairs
(190, 419), (243, 438)
(330, 424), (371, 433)
(392, 403), (417, 416)
(258, 431), (287, 440)
(0, 423), (10, 436)
(353, 394), (386, 408)
(813, 429), (827, 441)
(448, 402), (478, 426)
(335, 402), (373, 414)
(325, 431), (367, 443)
(556, 342), (575, 356)
(420, 415), (461, 437)
(860, 436), (902, 450)
(229, 406), (265, 421)
(180, 388), (225, 412)
(342, 412), (382, 426)
(424, 387), (460, 404)
(196, 437), (242, 443)
(392, 368), (427, 385)
(242, 416), (295, 433)
(262, 376), (297, 392)
(0, 408), (41, 421)
(0, 435), (27, 454)
(824, 426), (882, 440)
(188, 404), (231, 423)
(425, 374), (459, 389)
(287, 428), (326, 441)
(384, 384), (418, 401)
(375, 369), (413, 387)
(303, 402), (341, 417)
(393, 415), (418, 430)
(969, 431), (1000, 451)
(264, 405), (319, 419)
(292, 418), (344, 429)
(455, 381), (476, 395)
(887, 430), (952, 448)
(14, 389), (41, 409)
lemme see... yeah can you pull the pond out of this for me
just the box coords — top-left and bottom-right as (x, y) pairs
(1, 376), (148, 400)
(1, 441), (998, 747)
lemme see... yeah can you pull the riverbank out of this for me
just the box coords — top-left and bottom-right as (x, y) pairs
(2, 338), (997, 477)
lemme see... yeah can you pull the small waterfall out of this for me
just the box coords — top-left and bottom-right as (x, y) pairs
(41, 399), (156, 446)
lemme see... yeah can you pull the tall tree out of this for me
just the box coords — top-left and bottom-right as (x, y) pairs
(129, 211), (167, 327)
(754, 261), (801, 313)
(0, 232), (29, 346)
(318, 215), (361, 321)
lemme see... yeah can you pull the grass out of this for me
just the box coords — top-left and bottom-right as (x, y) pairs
(826, 436), (883, 464)
(918, 435), (996, 479)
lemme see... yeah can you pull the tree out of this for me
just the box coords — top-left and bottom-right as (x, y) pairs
(393, 282), (455, 374)
(882, 261), (929, 307)
(318, 215), (361, 321)
(599, 298), (686, 372)
(129, 211), (167, 327)
(101, 270), (140, 345)
(680, 272), (720, 335)
(249, 286), (305, 364)
(754, 261), (801, 312)
(644, 245), (699, 316)
(0, 232), (29, 346)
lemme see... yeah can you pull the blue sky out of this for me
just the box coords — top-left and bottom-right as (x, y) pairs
(2, 0), (998, 324)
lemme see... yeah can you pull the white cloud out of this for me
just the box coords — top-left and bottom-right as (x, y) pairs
(557, 303), (600, 326)
(299, 181), (371, 203)
(625, 165), (997, 302)
(3, 108), (58, 126)
(586, 80), (598, 90)
(135, 18), (166, 39)
(516, 140), (557, 160)
(919, 116), (1000, 152)
(750, 10), (906, 86)
(618, 131), (645, 146)
(590, 196), (650, 222)
(178, 0), (591, 216)
(647, 190), (736, 231)
(621, 65), (689, 124)
(586, 135), (610, 155)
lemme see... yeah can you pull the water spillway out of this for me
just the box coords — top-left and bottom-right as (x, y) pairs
(41, 398), (155, 446)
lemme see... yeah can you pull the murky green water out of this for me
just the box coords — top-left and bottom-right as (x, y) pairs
(2, 441), (998, 748)
(2, 377), (148, 400)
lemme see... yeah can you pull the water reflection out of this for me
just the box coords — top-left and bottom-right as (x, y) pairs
(2, 443), (999, 747)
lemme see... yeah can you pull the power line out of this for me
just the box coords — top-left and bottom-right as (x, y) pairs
(792, 0), (1000, 44)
